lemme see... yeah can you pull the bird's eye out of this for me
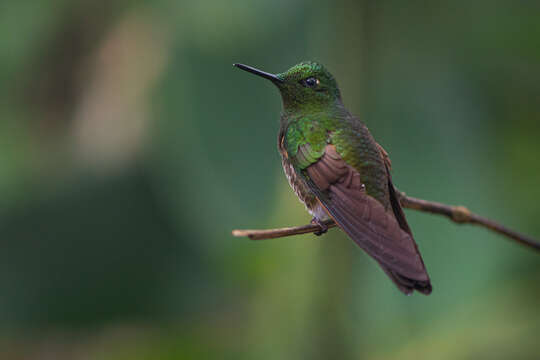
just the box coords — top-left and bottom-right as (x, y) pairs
(303, 77), (320, 88)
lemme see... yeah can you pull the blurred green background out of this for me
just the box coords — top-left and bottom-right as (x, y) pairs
(1, 1), (539, 359)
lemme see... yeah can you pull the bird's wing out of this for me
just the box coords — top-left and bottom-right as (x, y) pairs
(376, 142), (412, 234)
(296, 143), (431, 295)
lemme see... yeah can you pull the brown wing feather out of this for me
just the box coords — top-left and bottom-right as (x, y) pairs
(303, 144), (432, 295)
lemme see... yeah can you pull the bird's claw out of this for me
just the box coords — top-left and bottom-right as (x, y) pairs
(311, 217), (328, 236)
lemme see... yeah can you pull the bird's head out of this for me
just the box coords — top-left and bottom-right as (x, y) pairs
(234, 61), (341, 113)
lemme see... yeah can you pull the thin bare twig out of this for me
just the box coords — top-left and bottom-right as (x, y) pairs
(232, 220), (338, 240)
(232, 191), (540, 253)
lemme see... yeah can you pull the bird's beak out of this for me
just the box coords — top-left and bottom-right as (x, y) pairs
(233, 63), (283, 84)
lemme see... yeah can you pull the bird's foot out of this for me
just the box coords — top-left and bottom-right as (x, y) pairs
(311, 217), (328, 236)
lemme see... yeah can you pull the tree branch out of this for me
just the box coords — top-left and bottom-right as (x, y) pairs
(232, 191), (540, 253)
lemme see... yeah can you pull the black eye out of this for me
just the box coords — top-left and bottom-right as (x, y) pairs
(303, 77), (319, 88)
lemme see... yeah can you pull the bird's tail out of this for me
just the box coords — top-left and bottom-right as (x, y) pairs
(380, 265), (432, 295)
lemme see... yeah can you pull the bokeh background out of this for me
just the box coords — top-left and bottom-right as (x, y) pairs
(1, 1), (539, 359)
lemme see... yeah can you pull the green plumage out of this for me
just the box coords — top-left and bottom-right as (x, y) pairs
(283, 110), (390, 208)
(234, 61), (432, 295)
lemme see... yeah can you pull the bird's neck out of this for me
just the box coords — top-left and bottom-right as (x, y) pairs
(281, 98), (345, 119)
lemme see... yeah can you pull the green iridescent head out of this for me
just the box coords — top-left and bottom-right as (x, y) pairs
(234, 61), (341, 112)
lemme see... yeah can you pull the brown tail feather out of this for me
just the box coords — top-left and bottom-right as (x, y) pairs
(380, 265), (432, 295)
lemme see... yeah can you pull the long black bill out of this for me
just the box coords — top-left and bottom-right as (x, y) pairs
(233, 63), (283, 84)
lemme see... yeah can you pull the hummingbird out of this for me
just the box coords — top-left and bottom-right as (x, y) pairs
(234, 61), (431, 295)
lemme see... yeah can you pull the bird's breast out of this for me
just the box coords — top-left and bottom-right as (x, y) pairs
(278, 132), (329, 220)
